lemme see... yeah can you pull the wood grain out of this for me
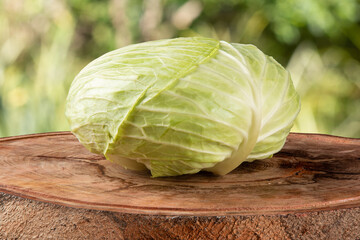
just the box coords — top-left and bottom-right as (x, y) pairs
(0, 132), (360, 239)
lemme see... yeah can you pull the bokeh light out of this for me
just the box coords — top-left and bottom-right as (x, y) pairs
(0, 0), (359, 137)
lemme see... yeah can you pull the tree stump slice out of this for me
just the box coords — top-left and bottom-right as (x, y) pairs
(0, 132), (360, 239)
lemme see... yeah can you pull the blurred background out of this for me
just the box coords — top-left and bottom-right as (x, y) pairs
(0, 0), (359, 138)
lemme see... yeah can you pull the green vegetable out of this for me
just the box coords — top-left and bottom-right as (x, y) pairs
(66, 37), (300, 177)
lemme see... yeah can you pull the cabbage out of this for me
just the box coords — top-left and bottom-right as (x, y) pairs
(66, 37), (300, 177)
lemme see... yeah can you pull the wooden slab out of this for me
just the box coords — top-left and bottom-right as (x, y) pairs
(0, 132), (360, 239)
(0, 132), (360, 216)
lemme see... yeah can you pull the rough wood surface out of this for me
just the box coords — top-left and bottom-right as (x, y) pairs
(1, 193), (360, 240)
(0, 132), (360, 239)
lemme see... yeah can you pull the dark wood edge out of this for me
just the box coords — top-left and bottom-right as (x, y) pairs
(0, 131), (358, 143)
(0, 131), (72, 142)
(288, 132), (360, 144)
(1, 186), (360, 217)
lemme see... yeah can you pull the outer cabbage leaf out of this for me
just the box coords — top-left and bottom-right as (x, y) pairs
(66, 37), (300, 177)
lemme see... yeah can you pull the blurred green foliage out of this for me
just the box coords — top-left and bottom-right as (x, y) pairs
(0, 0), (359, 137)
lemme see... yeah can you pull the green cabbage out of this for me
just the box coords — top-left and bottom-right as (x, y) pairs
(66, 37), (300, 177)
